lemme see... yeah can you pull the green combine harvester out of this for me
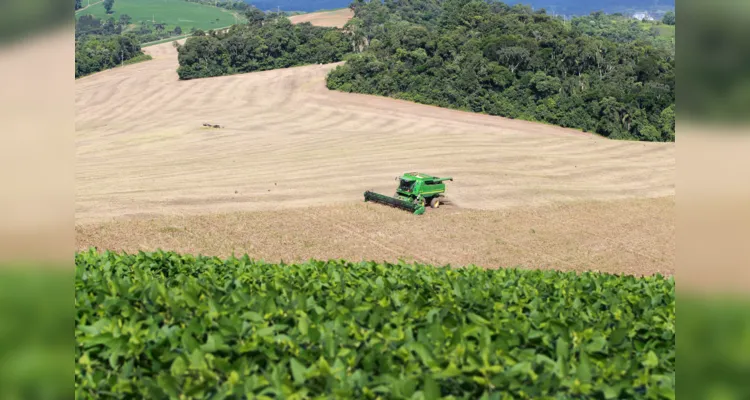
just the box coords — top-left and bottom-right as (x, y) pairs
(364, 172), (453, 215)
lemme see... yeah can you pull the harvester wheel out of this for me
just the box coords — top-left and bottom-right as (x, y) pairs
(430, 197), (440, 208)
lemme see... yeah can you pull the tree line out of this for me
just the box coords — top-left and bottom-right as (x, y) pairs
(570, 11), (674, 56)
(75, 0), (115, 13)
(76, 12), (198, 45)
(324, 0), (675, 142)
(175, 11), (350, 80)
(78, 0), (676, 142)
(181, 0), (252, 12)
(74, 0), (247, 79)
(75, 33), (149, 78)
(75, 14), (158, 78)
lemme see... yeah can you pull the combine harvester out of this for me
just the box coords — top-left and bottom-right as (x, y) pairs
(364, 172), (453, 215)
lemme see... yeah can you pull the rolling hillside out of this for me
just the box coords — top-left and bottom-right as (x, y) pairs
(74, 10), (675, 275)
(76, 0), (240, 33)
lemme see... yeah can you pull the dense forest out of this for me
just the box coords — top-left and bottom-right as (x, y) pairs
(75, 33), (149, 78)
(571, 11), (674, 56)
(325, 0), (675, 141)
(75, 12), (196, 44)
(175, 13), (350, 80)
(243, 0), (673, 16)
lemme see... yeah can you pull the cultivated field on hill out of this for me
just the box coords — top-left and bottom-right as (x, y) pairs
(75, 10), (675, 275)
(288, 8), (353, 28)
(76, 0), (238, 32)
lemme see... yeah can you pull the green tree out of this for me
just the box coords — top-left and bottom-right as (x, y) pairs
(103, 0), (114, 14)
(118, 14), (131, 26)
(174, 26), (182, 35)
(496, 46), (530, 73)
(102, 17), (119, 34)
(530, 71), (561, 97)
(75, 15), (103, 38)
(344, 17), (367, 52)
(662, 11), (675, 26)
(244, 7), (265, 28)
(639, 124), (661, 141)
(659, 104), (675, 140)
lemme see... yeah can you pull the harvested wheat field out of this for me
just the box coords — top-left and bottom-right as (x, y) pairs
(288, 8), (354, 28)
(77, 196), (674, 276)
(75, 11), (675, 275)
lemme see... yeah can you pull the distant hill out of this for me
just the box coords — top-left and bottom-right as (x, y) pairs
(503, 0), (674, 17)
(244, 0), (674, 16)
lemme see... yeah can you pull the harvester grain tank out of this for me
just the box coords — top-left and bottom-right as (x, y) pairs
(364, 172), (453, 215)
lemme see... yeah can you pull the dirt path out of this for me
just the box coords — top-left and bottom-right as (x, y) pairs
(74, 10), (675, 274)
(75, 0), (103, 14)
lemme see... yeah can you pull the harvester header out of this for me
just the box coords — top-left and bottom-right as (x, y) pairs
(364, 172), (453, 215)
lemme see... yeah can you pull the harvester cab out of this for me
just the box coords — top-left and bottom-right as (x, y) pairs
(364, 172), (453, 215)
